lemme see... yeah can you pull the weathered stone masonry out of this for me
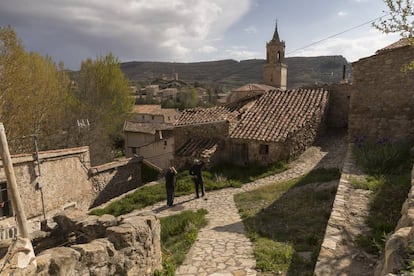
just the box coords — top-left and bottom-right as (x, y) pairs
(349, 45), (414, 143)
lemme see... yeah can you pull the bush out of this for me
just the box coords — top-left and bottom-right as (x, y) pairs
(353, 138), (411, 175)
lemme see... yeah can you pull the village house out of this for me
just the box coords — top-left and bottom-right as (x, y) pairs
(349, 38), (414, 144)
(124, 105), (180, 169)
(174, 88), (329, 167)
(123, 121), (174, 169)
(129, 104), (181, 124)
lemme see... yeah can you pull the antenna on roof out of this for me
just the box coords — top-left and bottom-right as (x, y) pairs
(77, 119), (90, 132)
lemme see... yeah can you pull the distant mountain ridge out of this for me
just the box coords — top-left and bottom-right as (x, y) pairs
(120, 56), (352, 90)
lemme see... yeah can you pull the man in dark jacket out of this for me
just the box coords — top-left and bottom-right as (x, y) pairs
(189, 159), (205, 198)
(165, 166), (177, 206)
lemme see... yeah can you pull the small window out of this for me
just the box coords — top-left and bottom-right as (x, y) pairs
(142, 115), (145, 119)
(131, 147), (137, 154)
(164, 140), (167, 146)
(0, 182), (11, 218)
(152, 115), (155, 120)
(259, 144), (269, 155)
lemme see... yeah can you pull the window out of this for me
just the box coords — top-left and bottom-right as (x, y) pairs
(259, 144), (269, 155)
(164, 140), (168, 146)
(0, 182), (11, 217)
(151, 115), (155, 120)
(131, 147), (137, 154)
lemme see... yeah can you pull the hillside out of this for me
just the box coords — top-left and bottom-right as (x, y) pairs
(120, 56), (352, 90)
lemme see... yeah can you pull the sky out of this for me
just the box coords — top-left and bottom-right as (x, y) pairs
(0, 0), (401, 70)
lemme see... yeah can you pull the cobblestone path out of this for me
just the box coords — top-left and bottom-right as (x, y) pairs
(138, 132), (347, 276)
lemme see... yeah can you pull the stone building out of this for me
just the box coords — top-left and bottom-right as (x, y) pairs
(123, 121), (174, 169)
(130, 104), (181, 124)
(263, 23), (287, 90)
(349, 38), (414, 143)
(174, 88), (329, 167)
(0, 146), (143, 240)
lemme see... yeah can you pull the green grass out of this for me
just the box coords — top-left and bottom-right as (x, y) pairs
(90, 161), (288, 217)
(352, 140), (413, 256)
(154, 209), (208, 276)
(235, 168), (340, 275)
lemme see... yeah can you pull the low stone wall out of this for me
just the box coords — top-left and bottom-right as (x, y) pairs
(89, 156), (143, 208)
(1, 210), (162, 275)
(374, 165), (414, 275)
(314, 145), (375, 275)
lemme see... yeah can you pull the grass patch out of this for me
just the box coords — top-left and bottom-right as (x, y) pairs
(154, 209), (208, 275)
(90, 162), (288, 217)
(235, 168), (340, 275)
(352, 140), (413, 255)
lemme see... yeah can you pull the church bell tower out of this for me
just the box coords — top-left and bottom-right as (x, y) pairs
(263, 22), (287, 90)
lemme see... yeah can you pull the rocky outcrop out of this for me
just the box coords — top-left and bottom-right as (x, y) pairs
(1, 210), (161, 275)
(374, 165), (414, 275)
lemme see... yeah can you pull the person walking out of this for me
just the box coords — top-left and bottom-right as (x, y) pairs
(165, 166), (177, 207)
(189, 159), (205, 198)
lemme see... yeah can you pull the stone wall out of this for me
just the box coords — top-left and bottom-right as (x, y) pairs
(174, 121), (229, 152)
(349, 46), (414, 143)
(326, 83), (352, 128)
(374, 164), (414, 275)
(0, 147), (93, 234)
(89, 156), (143, 208)
(0, 147), (144, 241)
(1, 211), (162, 275)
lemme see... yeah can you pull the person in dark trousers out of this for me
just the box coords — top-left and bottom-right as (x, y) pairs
(189, 159), (205, 198)
(165, 166), (177, 207)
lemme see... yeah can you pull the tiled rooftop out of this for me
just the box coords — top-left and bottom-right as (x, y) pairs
(232, 83), (275, 92)
(230, 88), (328, 142)
(174, 94), (262, 128)
(123, 121), (173, 134)
(176, 137), (219, 158)
(377, 38), (412, 53)
(174, 88), (328, 143)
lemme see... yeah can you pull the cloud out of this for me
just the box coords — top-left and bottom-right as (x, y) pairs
(197, 45), (218, 54)
(288, 30), (400, 62)
(337, 11), (348, 16)
(225, 46), (260, 60)
(0, 0), (253, 68)
(244, 25), (258, 34)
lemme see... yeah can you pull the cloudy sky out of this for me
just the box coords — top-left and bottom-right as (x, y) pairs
(0, 0), (400, 69)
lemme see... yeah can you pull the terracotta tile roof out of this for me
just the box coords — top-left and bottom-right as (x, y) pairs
(123, 121), (173, 134)
(131, 105), (162, 114)
(377, 38), (412, 53)
(232, 83), (275, 92)
(174, 94), (262, 128)
(176, 137), (219, 158)
(230, 88), (329, 142)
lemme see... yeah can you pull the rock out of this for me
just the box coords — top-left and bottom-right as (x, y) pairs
(53, 209), (88, 234)
(375, 227), (411, 276)
(37, 247), (81, 275)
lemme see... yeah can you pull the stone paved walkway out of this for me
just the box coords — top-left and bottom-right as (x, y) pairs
(137, 131), (347, 276)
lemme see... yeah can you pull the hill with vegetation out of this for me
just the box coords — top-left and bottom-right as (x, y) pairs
(120, 56), (352, 90)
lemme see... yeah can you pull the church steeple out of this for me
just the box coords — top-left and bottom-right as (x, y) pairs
(263, 20), (287, 90)
(272, 20), (280, 42)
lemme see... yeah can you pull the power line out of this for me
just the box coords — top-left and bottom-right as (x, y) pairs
(287, 13), (390, 55)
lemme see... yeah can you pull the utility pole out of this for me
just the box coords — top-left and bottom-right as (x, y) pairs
(0, 123), (29, 238)
(0, 123), (35, 270)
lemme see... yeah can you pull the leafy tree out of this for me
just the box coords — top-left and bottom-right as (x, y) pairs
(0, 26), (72, 153)
(71, 53), (134, 164)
